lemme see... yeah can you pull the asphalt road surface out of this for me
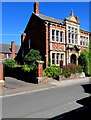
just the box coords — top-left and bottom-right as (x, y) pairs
(2, 80), (91, 119)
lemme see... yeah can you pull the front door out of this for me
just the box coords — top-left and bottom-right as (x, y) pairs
(71, 54), (76, 64)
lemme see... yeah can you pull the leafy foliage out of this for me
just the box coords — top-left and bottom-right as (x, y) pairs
(4, 59), (18, 68)
(63, 64), (83, 77)
(78, 50), (89, 75)
(24, 49), (42, 65)
(23, 49), (42, 72)
(21, 63), (38, 72)
(44, 65), (62, 79)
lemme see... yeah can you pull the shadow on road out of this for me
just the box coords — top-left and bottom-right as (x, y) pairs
(49, 82), (91, 120)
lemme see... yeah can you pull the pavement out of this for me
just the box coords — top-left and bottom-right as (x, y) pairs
(0, 76), (91, 97)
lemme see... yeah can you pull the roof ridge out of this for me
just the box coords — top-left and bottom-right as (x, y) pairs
(0, 43), (20, 46)
(39, 13), (64, 22)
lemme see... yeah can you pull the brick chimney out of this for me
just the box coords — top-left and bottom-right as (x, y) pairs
(11, 41), (15, 59)
(34, 1), (39, 14)
(21, 33), (26, 45)
(75, 16), (79, 22)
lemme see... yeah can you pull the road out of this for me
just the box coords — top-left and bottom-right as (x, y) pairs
(2, 79), (90, 119)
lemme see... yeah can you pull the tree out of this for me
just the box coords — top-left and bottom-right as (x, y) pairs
(24, 49), (42, 65)
(78, 50), (89, 75)
(89, 35), (91, 75)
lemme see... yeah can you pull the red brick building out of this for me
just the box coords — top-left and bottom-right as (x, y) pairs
(16, 2), (90, 68)
(0, 41), (20, 62)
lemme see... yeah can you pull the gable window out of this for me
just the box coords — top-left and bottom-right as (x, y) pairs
(72, 34), (74, 43)
(75, 34), (78, 44)
(83, 37), (85, 46)
(68, 27), (71, 32)
(68, 33), (71, 43)
(75, 28), (77, 33)
(72, 27), (74, 33)
(52, 30), (55, 41)
(86, 37), (88, 46)
(80, 36), (83, 45)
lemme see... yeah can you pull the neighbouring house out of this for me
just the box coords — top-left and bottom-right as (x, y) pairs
(16, 1), (90, 68)
(0, 41), (20, 62)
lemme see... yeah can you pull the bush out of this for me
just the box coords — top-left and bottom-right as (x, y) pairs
(62, 64), (83, 77)
(44, 65), (62, 79)
(22, 63), (38, 72)
(78, 50), (89, 75)
(76, 65), (83, 73)
(24, 49), (42, 65)
(62, 66), (71, 78)
(4, 59), (18, 68)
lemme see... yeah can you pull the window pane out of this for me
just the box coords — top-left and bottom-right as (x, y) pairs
(68, 33), (71, 43)
(68, 27), (71, 32)
(72, 34), (74, 43)
(72, 27), (74, 33)
(52, 53), (55, 64)
(56, 53), (59, 64)
(52, 30), (55, 41)
(56, 31), (59, 42)
(60, 32), (63, 42)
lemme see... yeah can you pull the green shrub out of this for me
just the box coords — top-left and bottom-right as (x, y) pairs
(24, 49), (42, 65)
(62, 66), (71, 77)
(4, 59), (18, 68)
(44, 65), (61, 79)
(62, 64), (83, 77)
(78, 50), (89, 75)
(76, 65), (83, 73)
(22, 63), (38, 72)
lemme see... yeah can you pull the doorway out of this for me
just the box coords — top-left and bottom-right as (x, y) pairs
(70, 54), (76, 64)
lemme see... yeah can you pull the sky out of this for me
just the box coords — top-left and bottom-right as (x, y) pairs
(1, 2), (90, 45)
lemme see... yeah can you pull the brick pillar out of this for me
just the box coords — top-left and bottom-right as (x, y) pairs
(21, 33), (26, 45)
(0, 54), (4, 60)
(11, 41), (15, 59)
(34, 1), (39, 14)
(0, 64), (5, 87)
(37, 61), (44, 77)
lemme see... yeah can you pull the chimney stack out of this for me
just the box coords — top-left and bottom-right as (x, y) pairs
(11, 41), (15, 59)
(75, 16), (79, 22)
(21, 33), (26, 45)
(34, 1), (39, 14)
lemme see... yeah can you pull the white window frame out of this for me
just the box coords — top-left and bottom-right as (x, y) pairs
(51, 51), (65, 66)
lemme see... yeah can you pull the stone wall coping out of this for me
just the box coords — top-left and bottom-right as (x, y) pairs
(36, 60), (44, 64)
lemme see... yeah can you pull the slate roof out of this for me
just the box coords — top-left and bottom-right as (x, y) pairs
(34, 13), (64, 24)
(0, 43), (20, 54)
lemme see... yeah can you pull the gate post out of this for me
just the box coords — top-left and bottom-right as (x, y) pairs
(0, 64), (5, 87)
(36, 61), (47, 84)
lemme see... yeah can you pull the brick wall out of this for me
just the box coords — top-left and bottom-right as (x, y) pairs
(23, 14), (47, 68)
(52, 43), (65, 51)
(0, 53), (4, 59)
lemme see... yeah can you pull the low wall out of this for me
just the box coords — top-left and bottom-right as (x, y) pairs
(59, 72), (85, 81)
